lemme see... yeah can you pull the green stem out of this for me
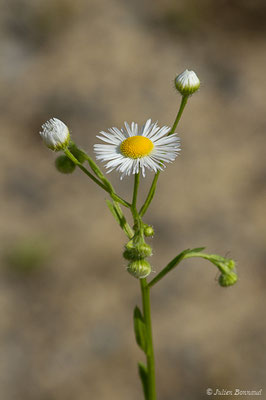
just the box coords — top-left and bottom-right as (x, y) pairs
(139, 172), (160, 217)
(139, 95), (189, 217)
(148, 247), (234, 288)
(140, 278), (156, 400)
(82, 152), (114, 193)
(132, 172), (140, 224)
(168, 95), (188, 136)
(64, 149), (107, 191)
(64, 149), (130, 208)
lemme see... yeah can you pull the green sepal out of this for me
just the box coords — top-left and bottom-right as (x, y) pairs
(138, 362), (149, 400)
(134, 306), (147, 353)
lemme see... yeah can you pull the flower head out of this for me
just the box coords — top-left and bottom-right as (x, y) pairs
(94, 119), (180, 179)
(40, 118), (70, 151)
(175, 69), (200, 96)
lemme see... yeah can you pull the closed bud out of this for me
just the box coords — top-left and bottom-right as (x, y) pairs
(144, 224), (154, 237)
(55, 155), (76, 174)
(123, 240), (152, 260)
(40, 118), (70, 151)
(219, 271), (238, 287)
(127, 259), (151, 279)
(175, 69), (200, 96)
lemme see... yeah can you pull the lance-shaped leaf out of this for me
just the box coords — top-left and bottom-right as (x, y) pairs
(134, 306), (147, 353)
(138, 362), (149, 400)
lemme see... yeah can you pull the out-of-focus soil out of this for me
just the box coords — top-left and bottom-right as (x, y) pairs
(0, 0), (266, 399)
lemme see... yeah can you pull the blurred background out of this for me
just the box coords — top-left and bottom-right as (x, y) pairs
(0, 0), (266, 399)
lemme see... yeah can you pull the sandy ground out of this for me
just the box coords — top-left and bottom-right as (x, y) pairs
(0, 0), (266, 399)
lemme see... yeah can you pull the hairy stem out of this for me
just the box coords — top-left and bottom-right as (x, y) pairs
(140, 278), (156, 400)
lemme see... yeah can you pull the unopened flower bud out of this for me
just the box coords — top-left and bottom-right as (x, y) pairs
(55, 155), (76, 174)
(219, 271), (238, 287)
(144, 224), (154, 237)
(175, 69), (200, 96)
(127, 259), (151, 279)
(123, 240), (152, 260)
(40, 118), (70, 151)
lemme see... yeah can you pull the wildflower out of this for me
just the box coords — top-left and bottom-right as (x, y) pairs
(94, 119), (180, 178)
(175, 69), (200, 96)
(40, 118), (70, 151)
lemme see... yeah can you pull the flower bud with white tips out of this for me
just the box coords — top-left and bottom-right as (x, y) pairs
(40, 118), (70, 151)
(175, 69), (200, 96)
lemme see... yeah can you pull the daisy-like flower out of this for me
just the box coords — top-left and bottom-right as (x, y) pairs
(40, 118), (70, 151)
(94, 119), (180, 179)
(175, 69), (200, 96)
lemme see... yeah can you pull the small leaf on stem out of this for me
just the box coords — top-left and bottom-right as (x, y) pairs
(138, 362), (149, 400)
(134, 306), (147, 353)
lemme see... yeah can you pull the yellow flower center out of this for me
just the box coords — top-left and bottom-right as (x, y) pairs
(120, 136), (154, 159)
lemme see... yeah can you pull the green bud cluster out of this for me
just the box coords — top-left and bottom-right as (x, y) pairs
(123, 240), (152, 260)
(204, 254), (238, 287)
(124, 238), (152, 279)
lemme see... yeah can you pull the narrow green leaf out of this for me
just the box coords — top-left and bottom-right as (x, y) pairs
(138, 362), (149, 400)
(134, 306), (147, 353)
(106, 199), (121, 225)
(188, 247), (206, 253)
(106, 200), (133, 238)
